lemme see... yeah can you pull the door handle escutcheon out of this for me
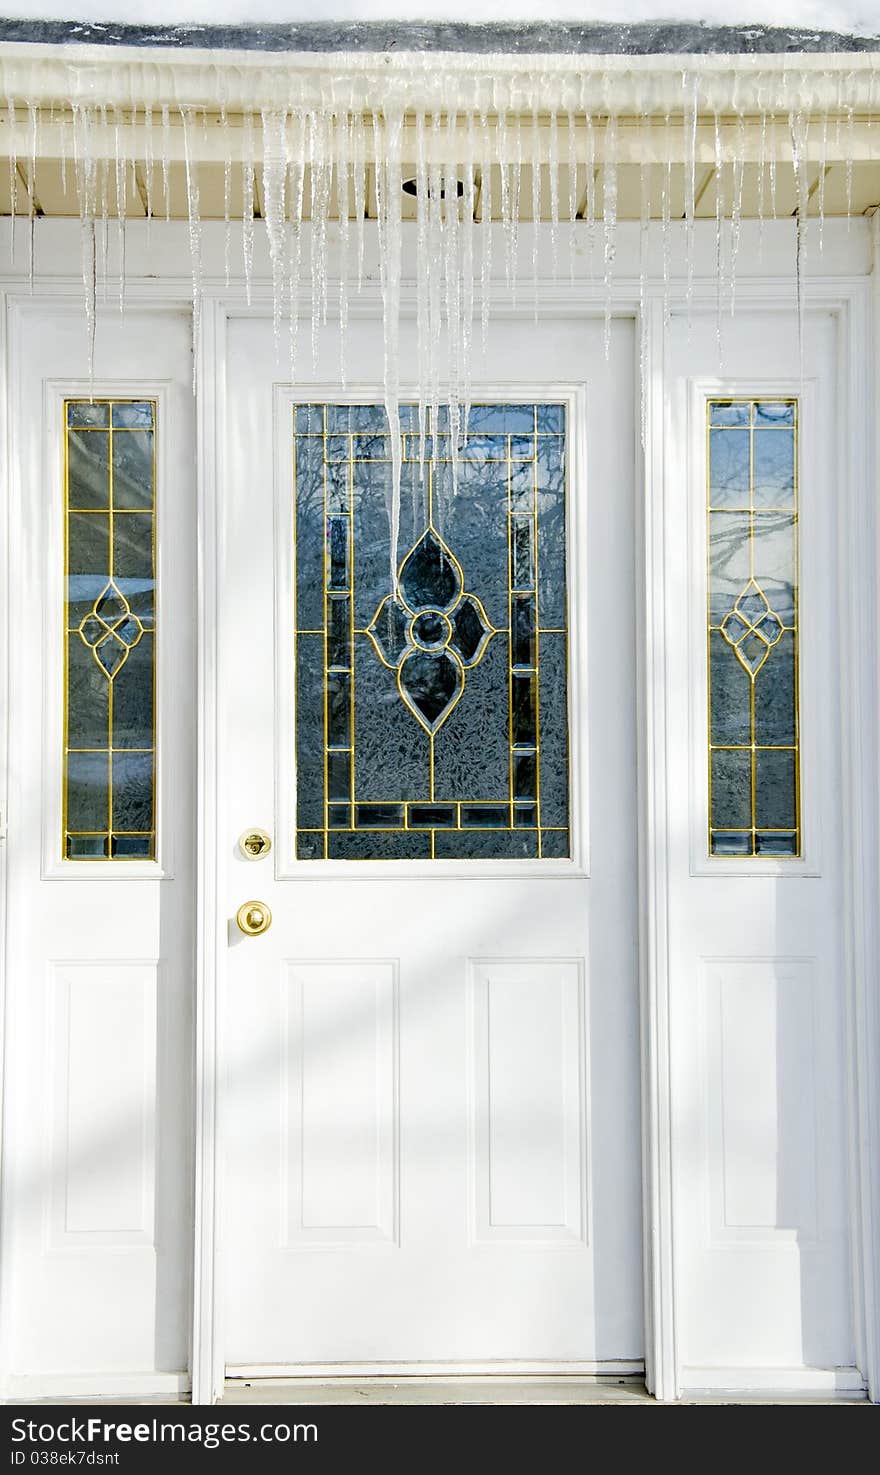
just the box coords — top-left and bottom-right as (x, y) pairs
(236, 900), (272, 936)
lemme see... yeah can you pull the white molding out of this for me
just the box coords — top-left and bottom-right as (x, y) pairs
(839, 268), (880, 1404)
(2, 1371), (190, 1402)
(191, 297), (226, 1407)
(272, 380), (589, 880)
(0, 287), (12, 1394)
(638, 294), (678, 1402)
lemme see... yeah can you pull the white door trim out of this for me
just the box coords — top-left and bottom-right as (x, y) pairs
(190, 273), (880, 1404)
(638, 277), (880, 1402)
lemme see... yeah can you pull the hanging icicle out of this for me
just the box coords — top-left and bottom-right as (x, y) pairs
(0, 55), (874, 586)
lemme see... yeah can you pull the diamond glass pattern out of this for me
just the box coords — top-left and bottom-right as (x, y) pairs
(708, 399), (799, 858)
(64, 398), (156, 861)
(293, 402), (570, 860)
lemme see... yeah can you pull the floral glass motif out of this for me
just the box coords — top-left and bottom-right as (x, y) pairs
(707, 398), (800, 858)
(366, 529), (495, 732)
(64, 399), (157, 861)
(293, 402), (570, 861)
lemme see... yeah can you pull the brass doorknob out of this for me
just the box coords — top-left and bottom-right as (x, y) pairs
(236, 900), (272, 936)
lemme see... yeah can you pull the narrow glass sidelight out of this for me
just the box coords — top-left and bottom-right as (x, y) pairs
(63, 400), (157, 860)
(707, 398), (800, 858)
(293, 402), (570, 861)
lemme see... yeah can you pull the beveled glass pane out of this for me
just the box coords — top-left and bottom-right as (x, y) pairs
(707, 398), (800, 858)
(68, 430), (110, 509)
(709, 400), (750, 427)
(112, 429), (154, 508)
(753, 428), (795, 508)
(294, 402), (570, 860)
(68, 402), (109, 428)
(63, 400), (157, 861)
(112, 402), (154, 428)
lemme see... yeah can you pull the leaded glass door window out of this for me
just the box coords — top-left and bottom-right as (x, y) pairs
(293, 403), (570, 860)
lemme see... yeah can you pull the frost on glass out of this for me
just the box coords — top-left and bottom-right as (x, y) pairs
(707, 398), (799, 858)
(64, 399), (156, 861)
(294, 401), (570, 861)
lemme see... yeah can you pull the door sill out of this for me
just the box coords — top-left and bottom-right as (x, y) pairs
(221, 1372), (648, 1406)
(227, 1359), (643, 1380)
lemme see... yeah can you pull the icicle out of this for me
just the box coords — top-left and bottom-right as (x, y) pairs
(768, 114), (777, 222)
(683, 71), (698, 327)
(566, 108), (577, 283)
(498, 107), (512, 288)
(220, 102), (230, 285)
(242, 109), (255, 308)
(602, 113), (618, 360)
(531, 106), (541, 322)
(584, 110), (596, 277)
(71, 102), (98, 387)
(307, 110), (320, 366)
(372, 108), (404, 593)
(845, 83), (855, 229)
(143, 103), (154, 235)
(98, 103), (109, 300)
(179, 105), (202, 388)
(547, 105), (559, 280)
(161, 104), (171, 223)
(818, 109), (828, 254)
(661, 111), (672, 324)
(479, 107), (493, 359)
(336, 110), (352, 388)
(286, 111), (305, 383)
(444, 109), (463, 496)
(261, 108), (289, 363)
(114, 106), (127, 315)
(414, 110), (430, 475)
(461, 109), (476, 451)
(638, 141), (650, 449)
(789, 108), (810, 377)
(311, 108), (332, 346)
(427, 110), (444, 457)
(510, 110), (522, 306)
(27, 100), (37, 289)
(713, 111), (724, 365)
(730, 111), (745, 319)
(757, 110), (767, 251)
(352, 110), (366, 290)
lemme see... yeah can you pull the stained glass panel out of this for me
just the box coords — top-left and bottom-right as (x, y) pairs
(64, 399), (156, 861)
(707, 398), (799, 858)
(294, 403), (570, 860)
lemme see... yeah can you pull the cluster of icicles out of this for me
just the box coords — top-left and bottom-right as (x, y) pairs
(2, 58), (876, 586)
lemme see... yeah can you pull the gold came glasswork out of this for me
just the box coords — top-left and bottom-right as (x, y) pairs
(63, 398), (157, 862)
(706, 397), (800, 859)
(293, 401), (569, 861)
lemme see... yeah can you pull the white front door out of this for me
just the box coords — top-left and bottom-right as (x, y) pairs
(221, 308), (644, 1370)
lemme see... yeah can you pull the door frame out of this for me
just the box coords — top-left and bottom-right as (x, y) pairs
(191, 260), (880, 1404)
(0, 228), (875, 1405)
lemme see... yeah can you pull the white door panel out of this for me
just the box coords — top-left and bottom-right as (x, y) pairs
(222, 311), (644, 1367)
(1, 304), (195, 1391)
(664, 309), (857, 1385)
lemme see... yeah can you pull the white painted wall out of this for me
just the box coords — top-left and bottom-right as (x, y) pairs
(0, 2), (876, 39)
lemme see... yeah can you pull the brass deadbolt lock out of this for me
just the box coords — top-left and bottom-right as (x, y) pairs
(238, 828), (272, 860)
(236, 900), (272, 936)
